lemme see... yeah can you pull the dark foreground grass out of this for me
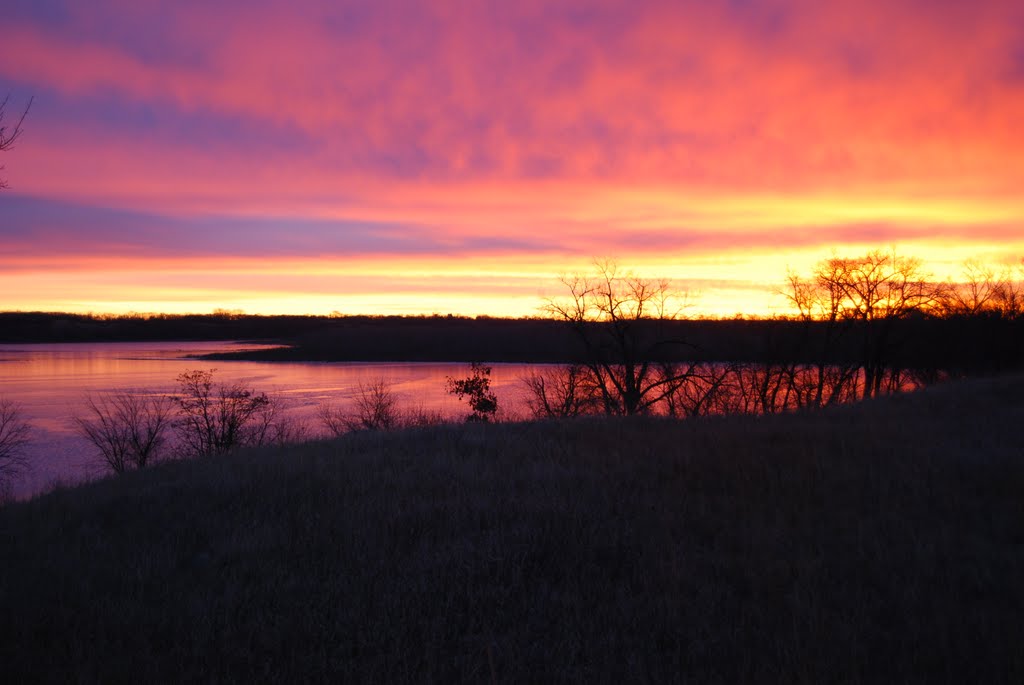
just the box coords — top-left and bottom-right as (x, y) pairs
(2, 376), (1024, 683)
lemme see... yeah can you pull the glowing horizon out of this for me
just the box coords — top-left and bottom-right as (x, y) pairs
(3, 0), (1023, 318)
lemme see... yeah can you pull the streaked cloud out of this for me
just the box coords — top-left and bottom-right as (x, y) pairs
(2, 0), (1023, 316)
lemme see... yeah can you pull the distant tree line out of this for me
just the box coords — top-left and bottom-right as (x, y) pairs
(3, 251), (1022, 374)
(0, 311), (346, 344)
(530, 251), (1024, 417)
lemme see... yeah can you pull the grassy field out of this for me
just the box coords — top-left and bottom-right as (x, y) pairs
(2, 375), (1023, 683)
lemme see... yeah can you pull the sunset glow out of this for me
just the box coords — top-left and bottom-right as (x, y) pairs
(3, 0), (1023, 317)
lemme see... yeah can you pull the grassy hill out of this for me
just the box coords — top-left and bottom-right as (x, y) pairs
(2, 375), (1023, 683)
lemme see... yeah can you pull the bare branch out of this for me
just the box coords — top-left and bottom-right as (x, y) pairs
(544, 261), (693, 415)
(0, 398), (32, 487)
(0, 95), (33, 189)
(174, 369), (273, 457)
(74, 391), (175, 473)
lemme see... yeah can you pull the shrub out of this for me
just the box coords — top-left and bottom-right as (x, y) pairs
(446, 362), (498, 422)
(175, 369), (273, 457)
(74, 391), (176, 473)
(0, 398), (30, 491)
(319, 379), (401, 435)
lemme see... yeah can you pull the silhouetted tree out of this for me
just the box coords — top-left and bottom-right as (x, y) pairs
(662, 363), (736, 417)
(318, 402), (349, 438)
(319, 379), (401, 434)
(787, 249), (938, 399)
(545, 261), (693, 415)
(350, 379), (400, 430)
(784, 262), (860, 407)
(74, 391), (176, 473)
(446, 363), (498, 422)
(0, 398), (31, 492)
(993, 260), (1024, 319)
(246, 392), (308, 447)
(931, 258), (1024, 320)
(522, 364), (601, 418)
(729, 362), (799, 414)
(0, 95), (32, 189)
(175, 369), (272, 456)
(934, 260), (1006, 318)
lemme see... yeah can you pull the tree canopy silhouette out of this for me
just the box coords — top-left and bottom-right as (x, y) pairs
(545, 261), (695, 415)
(785, 249), (941, 398)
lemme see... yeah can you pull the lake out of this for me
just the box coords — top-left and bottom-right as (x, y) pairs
(0, 341), (542, 499)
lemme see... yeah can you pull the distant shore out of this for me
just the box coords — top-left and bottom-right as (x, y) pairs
(2, 310), (1022, 371)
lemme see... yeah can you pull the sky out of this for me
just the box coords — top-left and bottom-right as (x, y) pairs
(2, 0), (1023, 318)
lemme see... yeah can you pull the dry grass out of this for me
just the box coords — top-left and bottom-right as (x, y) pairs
(2, 374), (1023, 683)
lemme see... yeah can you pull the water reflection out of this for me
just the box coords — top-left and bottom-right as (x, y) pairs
(1, 341), (934, 500)
(0, 342), (535, 499)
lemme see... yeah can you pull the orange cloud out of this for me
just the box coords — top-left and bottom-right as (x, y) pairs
(3, 0), (1023, 317)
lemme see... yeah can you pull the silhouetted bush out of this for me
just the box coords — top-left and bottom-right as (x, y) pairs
(174, 369), (275, 457)
(522, 364), (602, 418)
(319, 379), (402, 435)
(74, 391), (176, 473)
(0, 398), (30, 493)
(446, 363), (498, 422)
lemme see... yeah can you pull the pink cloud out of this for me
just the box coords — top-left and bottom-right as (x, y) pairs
(4, 0), (1024, 316)
(5, 0), (1023, 194)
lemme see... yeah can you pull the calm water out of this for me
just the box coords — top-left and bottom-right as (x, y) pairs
(0, 341), (540, 499)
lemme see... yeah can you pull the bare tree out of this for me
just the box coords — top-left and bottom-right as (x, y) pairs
(318, 402), (350, 438)
(175, 369), (272, 457)
(522, 365), (601, 418)
(662, 363), (736, 417)
(319, 379), (401, 435)
(784, 363), (861, 410)
(939, 260), (1005, 317)
(728, 362), (798, 415)
(74, 392), (176, 474)
(350, 379), (400, 430)
(545, 261), (693, 415)
(263, 412), (312, 446)
(831, 249), (937, 397)
(992, 259), (1024, 319)
(0, 95), (32, 189)
(786, 249), (938, 399)
(783, 265), (860, 408)
(0, 398), (31, 490)
(823, 249), (936, 323)
(247, 394), (311, 446)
